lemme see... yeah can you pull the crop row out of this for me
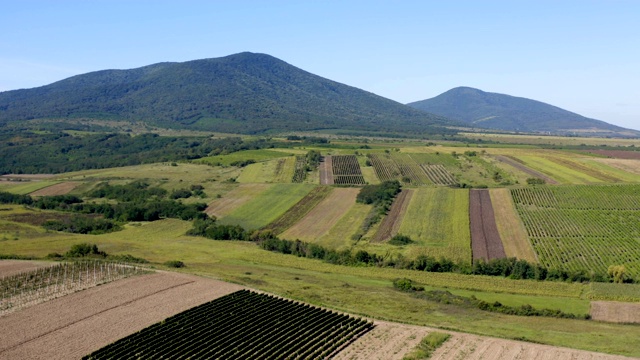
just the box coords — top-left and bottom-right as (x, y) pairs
(0, 261), (146, 315)
(331, 155), (366, 185)
(421, 164), (457, 185)
(85, 290), (373, 359)
(511, 185), (640, 277)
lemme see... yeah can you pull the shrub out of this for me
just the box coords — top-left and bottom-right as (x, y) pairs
(165, 260), (185, 268)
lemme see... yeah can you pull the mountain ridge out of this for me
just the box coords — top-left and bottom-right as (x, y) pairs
(0, 52), (458, 135)
(407, 87), (639, 137)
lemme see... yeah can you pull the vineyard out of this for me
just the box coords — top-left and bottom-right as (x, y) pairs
(331, 155), (366, 185)
(511, 184), (640, 278)
(84, 290), (373, 359)
(367, 153), (458, 185)
(0, 261), (146, 316)
(292, 155), (308, 183)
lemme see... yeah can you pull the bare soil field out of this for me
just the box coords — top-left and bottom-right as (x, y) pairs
(205, 183), (270, 218)
(470, 189), (506, 261)
(495, 155), (559, 184)
(590, 301), (640, 323)
(371, 189), (414, 243)
(592, 158), (640, 175)
(583, 150), (640, 160)
(29, 182), (80, 196)
(336, 320), (635, 360)
(430, 332), (634, 360)
(489, 189), (537, 262)
(333, 320), (431, 360)
(0, 260), (52, 277)
(0, 271), (244, 360)
(280, 187), (359, 241)
(319, 155), (334, 185)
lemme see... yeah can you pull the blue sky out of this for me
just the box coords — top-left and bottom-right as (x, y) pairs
(1, 0), (639, 130)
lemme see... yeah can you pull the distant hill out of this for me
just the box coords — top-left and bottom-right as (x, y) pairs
(0, 52), (457, 135)
(407, 87), (639, 138)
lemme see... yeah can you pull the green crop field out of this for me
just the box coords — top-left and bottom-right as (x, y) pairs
(513, 155), (603, 184)
(398, 188), (471, 263)
(511, 184), (640, 278)
(217, 183), (315, 230)
(196, 149), (293, 166)
(236, 157), (296, 183)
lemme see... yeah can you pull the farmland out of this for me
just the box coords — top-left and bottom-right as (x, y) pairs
(217, 183), (315, 230)
(469, 189), (505, 261)
(86, 290), (373, 359)
(397, 188), (471, 263)
(3, 134), (640, 357)
(511, 184), (640, 277)
(331, 155), (366, 185)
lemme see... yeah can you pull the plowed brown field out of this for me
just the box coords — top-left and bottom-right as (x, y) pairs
(29, 182), (80, 196)
(470, 189), (506, 261)
(0, 272), (244, 360)
(0, 260), (52, 277)
(371, 189), (413, 243)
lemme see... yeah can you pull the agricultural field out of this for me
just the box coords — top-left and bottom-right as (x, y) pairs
(331, 155), (366, 185)
(263, 185), (333, 234)
(280, 187), (359, 241)
(397, 188), (471, 263)
(236, 156), (296, 183)
(217, 183), (315, 230)
(205, 183), (271, 218)
(195, 149), (293, 166)
(371, 189), (413, 242)
(511, 184), (640, 278)
(86, 290), (373, 359)
(489, 189), (537, 262)
(0, 180), (61, 195)
(469, 189), (505, 261)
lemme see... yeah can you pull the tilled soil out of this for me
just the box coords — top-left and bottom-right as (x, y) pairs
(470, 189), (506, 261)
(0, 272), (244, 360)
(371, 189), (413, 243)
(29, 182), (80, 196)
(0, 260), (53, 277)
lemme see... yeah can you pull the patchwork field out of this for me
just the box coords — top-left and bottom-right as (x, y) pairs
(205, 183), (271, 218)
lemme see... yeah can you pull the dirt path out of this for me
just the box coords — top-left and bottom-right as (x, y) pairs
(590, 301), (640, 323)
(470, 189), (506, 261)
(319, 155), (334, 185)
(495, 155), (559, 184)
(29, 182), (80, 196)
(371, 189), (413, 243)
(0, 272), (244, 360)
(0, 260), (53, 277)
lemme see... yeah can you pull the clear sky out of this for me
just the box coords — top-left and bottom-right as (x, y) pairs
(1, 0), (639, 130)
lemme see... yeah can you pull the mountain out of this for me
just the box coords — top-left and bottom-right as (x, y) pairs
(407, 87), (639, 137)
(0, 52), (457, 135)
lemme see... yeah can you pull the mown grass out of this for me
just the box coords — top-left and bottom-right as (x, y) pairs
(515, 155), (602, 184)
(217, 183), (315, 230)
(398, 188), (471, 264)
(315, 203), (372, 250)
(581, 159), (640, 183)
(489, 188), (537, 262)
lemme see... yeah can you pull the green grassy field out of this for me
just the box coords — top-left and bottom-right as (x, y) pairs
(195, 149), (294, 166)
(514, 155), (603, 184)
(217, 183), (315, 230)
(398, 188), (471, 263)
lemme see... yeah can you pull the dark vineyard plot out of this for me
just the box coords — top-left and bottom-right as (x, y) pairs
(84, 290), (373, 359)
(331, 155), (366, 185)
